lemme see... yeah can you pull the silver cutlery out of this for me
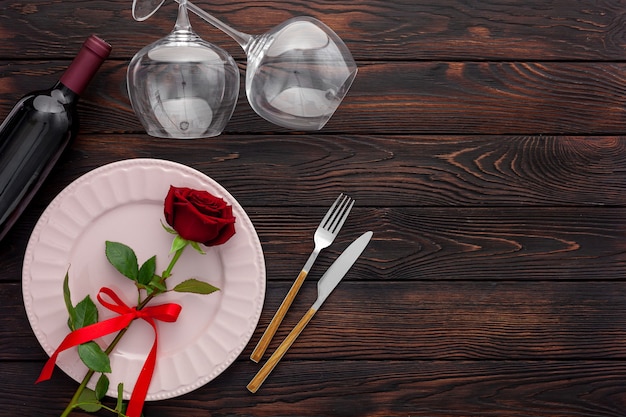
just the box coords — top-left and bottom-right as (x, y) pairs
(250, 193), (354, 363)
(247, 231), (373, 393)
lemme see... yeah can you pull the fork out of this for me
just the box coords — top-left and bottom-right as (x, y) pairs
(249, 193), (354, 363)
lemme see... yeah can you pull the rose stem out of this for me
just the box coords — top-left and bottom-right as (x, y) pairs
(59, 244), (188, 417)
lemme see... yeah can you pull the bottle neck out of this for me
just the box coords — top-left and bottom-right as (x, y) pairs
(51, 81), (79, 105)
(59, 35), (111, 95)
(29, 82), (79, 113)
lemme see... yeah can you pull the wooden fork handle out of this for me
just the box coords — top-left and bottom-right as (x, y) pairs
(250, 269), (309, 363)
(247, 307), (317, 393)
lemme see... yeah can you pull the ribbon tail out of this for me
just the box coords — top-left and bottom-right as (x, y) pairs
(36, 314), (133, 383)
(121, 305), (181, 417)
(36, 353), (61, 384)
(125, 319), (159, 417)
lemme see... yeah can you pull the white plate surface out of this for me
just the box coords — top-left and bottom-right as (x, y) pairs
(22, 158), (265, 400)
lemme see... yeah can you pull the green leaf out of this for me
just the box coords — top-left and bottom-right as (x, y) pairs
(173, 279), (220, 295)
(95, 374), (110, 400)
(106, 241), (139, 281)
(77, 388), (102, 412)
(138, 255), (157, 286)
(161, 220), (177, 235)
(78, 341), (111, 373)
(170, 235), (189, 254)
(190, 241), (206, 255)
(63, 271), (76, 331)
(73, 295), (99, 329)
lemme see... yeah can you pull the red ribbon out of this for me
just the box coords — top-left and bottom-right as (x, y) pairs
(36, 287), (182, 417)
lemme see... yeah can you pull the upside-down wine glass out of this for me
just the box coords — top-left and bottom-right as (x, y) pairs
(133, 0), (357, 131)
(127, 0), (239, 138)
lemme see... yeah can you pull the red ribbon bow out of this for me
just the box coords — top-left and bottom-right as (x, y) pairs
(36, 287), (182, 417)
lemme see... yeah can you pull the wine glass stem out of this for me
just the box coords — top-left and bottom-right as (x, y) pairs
(176, 0), (254, 49)
(174, 0), (191, 31)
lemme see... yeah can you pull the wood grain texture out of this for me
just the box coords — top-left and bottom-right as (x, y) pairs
(1, 0), (625, 61)
(0, 135), (622, 211)
(2, 360), (626, 417)
(2, 61), (626, 134)
(5, 279), (626, 361)
(1, 0), (626, 416)
(2, 205), (626, 283)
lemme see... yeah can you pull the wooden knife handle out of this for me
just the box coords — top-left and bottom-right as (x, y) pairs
(247, 307), (316, 393)
(250, 269), (308, 363)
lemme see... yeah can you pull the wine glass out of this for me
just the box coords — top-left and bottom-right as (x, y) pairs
(127, 0), (239, 138)
(133, 0), (357, 131)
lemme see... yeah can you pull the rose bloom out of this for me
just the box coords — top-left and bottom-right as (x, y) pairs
(164, 186), (236, 246)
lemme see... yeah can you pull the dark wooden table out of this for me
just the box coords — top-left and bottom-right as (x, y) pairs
(2, 1), (626, 416)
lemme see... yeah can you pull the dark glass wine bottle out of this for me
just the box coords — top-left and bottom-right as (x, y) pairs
(0, 35), (111, 242)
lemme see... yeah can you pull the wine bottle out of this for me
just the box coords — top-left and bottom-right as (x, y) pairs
(0, 35), (111, 242)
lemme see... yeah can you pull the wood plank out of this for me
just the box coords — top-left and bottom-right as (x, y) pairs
(0, 134), (623, 211)
(4, 279), (626, 360)
(95, 135), (626, 206)
(1, 0), (625, 61)
(3, 203), (626, 283)
(2, 61), (626, 134)
(2, 360), (626, 417)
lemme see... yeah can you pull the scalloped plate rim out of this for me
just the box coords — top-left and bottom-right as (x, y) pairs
(21, 158), (266, 401)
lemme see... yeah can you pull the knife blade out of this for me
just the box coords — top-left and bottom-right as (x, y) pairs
(312, 230), (373, 309)
(247, 231), (373, 393)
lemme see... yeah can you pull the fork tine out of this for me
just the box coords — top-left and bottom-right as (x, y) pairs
(325, 195), (351, 232)
(320, 193), (345, 228)
(329, 198), (354, 234)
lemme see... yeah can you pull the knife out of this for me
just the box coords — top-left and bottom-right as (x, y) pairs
(247, 231), (373, 393)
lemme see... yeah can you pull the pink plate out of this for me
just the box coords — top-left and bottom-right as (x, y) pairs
(22, 159), (265, 400)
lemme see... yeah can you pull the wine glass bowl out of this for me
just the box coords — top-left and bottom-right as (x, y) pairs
(130, 0), (357, 131)
(127, 0), (239, 138)
(244, 17), (357, 130)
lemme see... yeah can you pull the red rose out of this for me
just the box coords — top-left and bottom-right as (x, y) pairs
(164, 186), (236, 246)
